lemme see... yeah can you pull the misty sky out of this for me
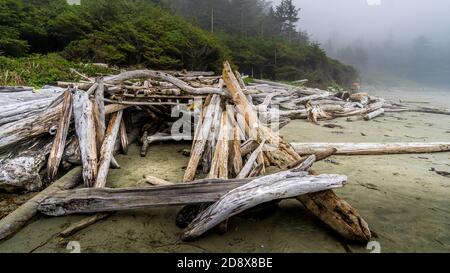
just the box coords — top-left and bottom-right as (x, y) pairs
(272, 0), (450, 46)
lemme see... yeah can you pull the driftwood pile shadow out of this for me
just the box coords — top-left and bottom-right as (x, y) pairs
(1, 61), (450, 243)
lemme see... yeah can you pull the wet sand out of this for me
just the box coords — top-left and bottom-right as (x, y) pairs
(0, 88), (449, 253)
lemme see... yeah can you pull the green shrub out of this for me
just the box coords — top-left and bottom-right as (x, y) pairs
(0, 53), (114, 87)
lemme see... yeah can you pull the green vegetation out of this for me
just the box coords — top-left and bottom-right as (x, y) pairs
(0, 0), (357, 88)
(0, 54), (113, 87)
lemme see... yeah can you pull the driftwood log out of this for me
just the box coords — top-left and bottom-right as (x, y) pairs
(292, 142), (450, 156)
(59, 213), (110, 238)
(0, 167), (82, 240)
(47, 90), (73, 181)
(183, 94), (221, 182)
(72, 90), (98, 187)
(182, 162), (347, 240)
(38, 170), (345, 217)
(0, 139), (53, 192)
(0, 102), (63, 152)
(94, 111), (123, 188)
(222, 61), (371, 242)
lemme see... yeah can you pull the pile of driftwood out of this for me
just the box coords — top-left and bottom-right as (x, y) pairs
(1, 61), (450, 244)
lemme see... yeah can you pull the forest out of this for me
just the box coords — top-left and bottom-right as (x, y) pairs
(0, 0), (357, 88)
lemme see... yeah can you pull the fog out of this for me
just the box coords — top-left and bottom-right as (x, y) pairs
(273, 0), (450, 88)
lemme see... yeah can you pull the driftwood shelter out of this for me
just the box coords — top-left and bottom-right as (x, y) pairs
(1, 61), (450, 244)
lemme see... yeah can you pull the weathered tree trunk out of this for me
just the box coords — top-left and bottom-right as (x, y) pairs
(222, 61), (301, 168)
(0, 139), (53, 192)
(0, 102), (63, 152)
(182, 170), (347, 241)
(223, 61), (371, 243)
(292, 142), (450, 156)
(38, 170), (344, 217)
(0, 167), (82, 240)
(297, 191), (371, 242)
(208, 111), (229, 179)
(230, 124), (243, 177)
(94, 111), (123, 188)
(237, 141), (265, 179)
(183, 94), (221, 182)
(0, 97), (55, 126)
(47, 90), (73, 181)
(142, 175), (174, 186)
(72, 90), (98, 187)
(0, 99), (126, 153)
(364, 108), (384, 120)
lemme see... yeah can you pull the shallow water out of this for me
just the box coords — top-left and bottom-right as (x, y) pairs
(0, 87), (449, 253)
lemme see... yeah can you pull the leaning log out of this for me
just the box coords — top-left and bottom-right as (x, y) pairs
(0, 167), (82, 240)
(182, 170), (347, 241)
(223, 61), (371, 243)
(183, 94), (221, 182)
(47, 90), (73, 181)
(292, 142), (450, 156)
(222, 61), (301, 168)
(94, 111), (123, 188)
(208, 111), (229, 179)
(237, 141), (265, 179)
(119, 118), (129, 154)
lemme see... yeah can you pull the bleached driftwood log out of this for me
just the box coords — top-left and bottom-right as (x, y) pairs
(222, 61), (301, 168)
(143, 175), (174, 186)
(364, 108), (384, 120)
(72, 90), (98, 187)
(182, 170), (347, 241)
(47, 90), (73, 181)
(94, 111), (123, 188)
(104, 70), (223, 95)
(292, 142), (450, 156)
(0, 102), (63, 152)
(38, 169), (344, 217)
(0, 101), (129, 154)
(251, 79), (325, 96)
(208, 111), (229, 179)
(183, 95), (221, 182)
(0, 167), (82, 240)
(39, 178), (254, 216)
(237, 141), (265, 179)
(223, 61), (371, 243)
(230, 122), (243, 177)
(0, 97), (56, 126)
(0, 139), (53, 192)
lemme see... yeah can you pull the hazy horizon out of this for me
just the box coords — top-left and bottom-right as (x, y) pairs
(272, 0), (450, 46)
(269, 0), (450, 87)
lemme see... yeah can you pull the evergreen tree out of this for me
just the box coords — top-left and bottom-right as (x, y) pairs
(275, 0), (300, 42)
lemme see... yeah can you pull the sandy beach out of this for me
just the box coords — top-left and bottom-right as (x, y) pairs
(0, 85), (449, 253)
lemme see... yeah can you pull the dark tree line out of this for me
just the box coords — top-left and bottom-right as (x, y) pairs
(0, 0), (358, 88)
(167, 0), (308, 43)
